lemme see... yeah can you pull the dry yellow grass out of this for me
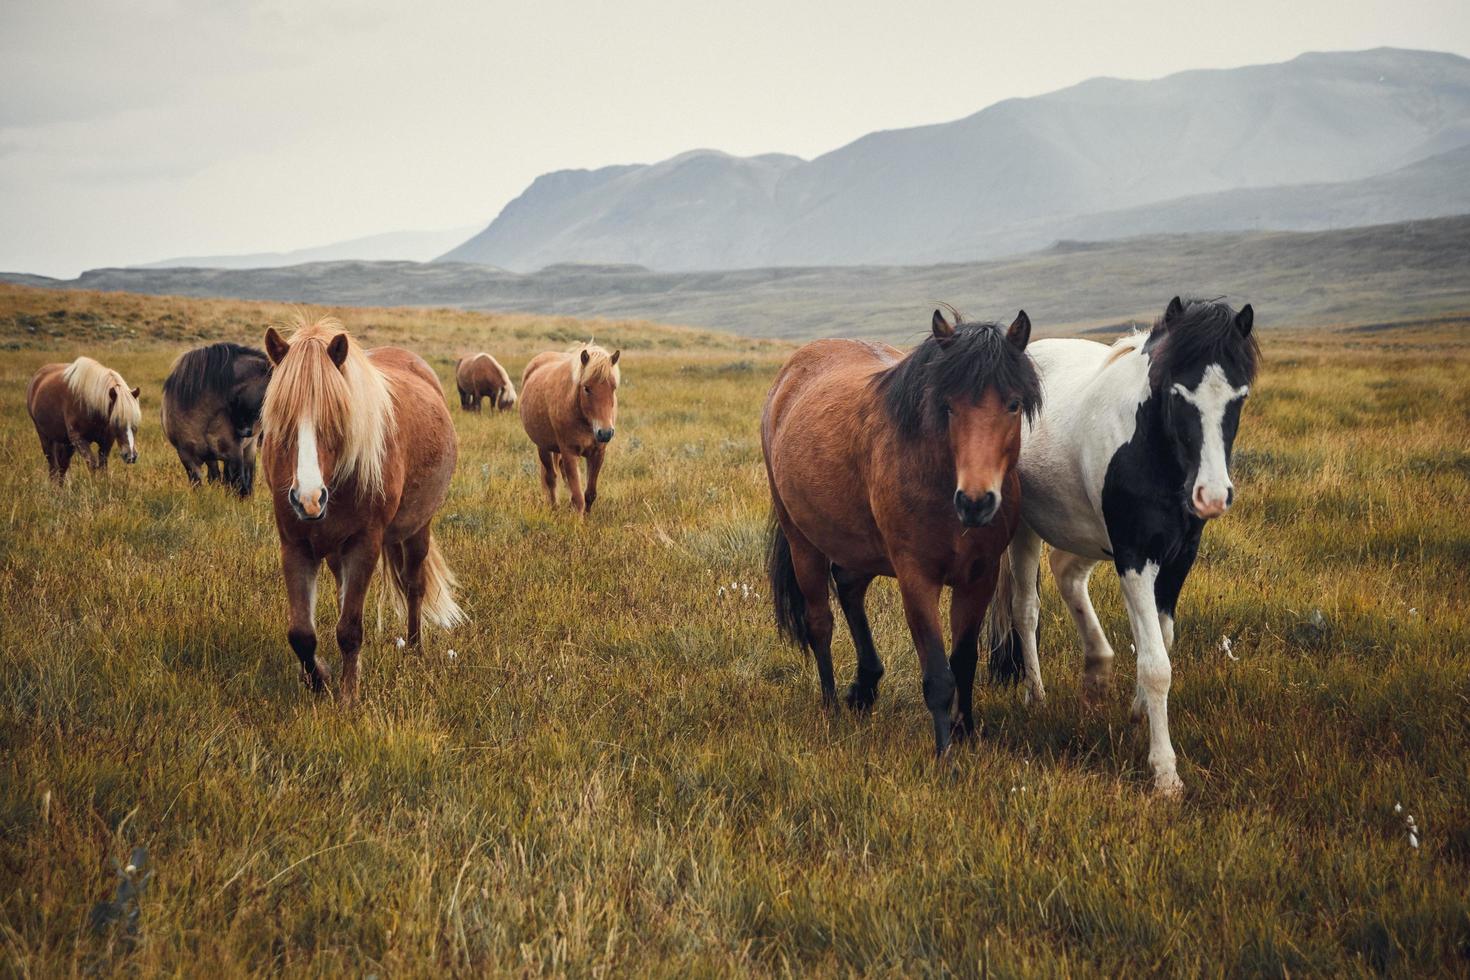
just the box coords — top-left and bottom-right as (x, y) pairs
(1, 286), (1467, 975)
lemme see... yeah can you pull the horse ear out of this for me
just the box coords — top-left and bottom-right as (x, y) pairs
(931, 309), (955, 341)
(264, 327), (289, 365)
(1235, 303), (1254, 337)
(1164, 296), (1185, 326)
(610, 349), (620, 366)
(130, 386), (140, 400)
(1006, 310), (1032, 350)
(580, 349), (591, 366)
(327, 333), (349, 369)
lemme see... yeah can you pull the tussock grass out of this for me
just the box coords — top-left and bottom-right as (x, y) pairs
(1, 287), (1467, 975)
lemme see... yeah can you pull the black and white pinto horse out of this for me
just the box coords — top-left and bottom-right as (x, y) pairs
(988, 297), (1259, 796)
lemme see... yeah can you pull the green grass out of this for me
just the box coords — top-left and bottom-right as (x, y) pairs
(1, 287), (1467, 975)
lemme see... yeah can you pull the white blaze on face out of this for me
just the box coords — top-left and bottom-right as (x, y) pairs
(1173, 364), (1249, 518)
(126, 426), (135, 457)
(295, 418), (326, 515)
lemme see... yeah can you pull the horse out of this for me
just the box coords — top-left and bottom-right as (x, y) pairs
(259, 314), (465, 700)
(987, 297), (1259, 796)
(161, 341), (271, 496)
(27, 356), (141, 483)
(518, 342), (620, 515)
(455, 352), (517, 412)
(762, 309), (1040, 755)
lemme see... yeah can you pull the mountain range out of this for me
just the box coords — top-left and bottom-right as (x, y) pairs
(440, 48), (1470, 270)
(136, 227), (477, 271)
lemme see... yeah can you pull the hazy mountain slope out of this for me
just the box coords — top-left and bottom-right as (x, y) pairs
(442, 48), (1470, 270)
(139, 227), (478, 270)
(11, 216), (1470, 340)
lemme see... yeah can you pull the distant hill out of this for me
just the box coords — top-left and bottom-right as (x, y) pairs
(138, 227), (478, 270)
(9, 216), (1470, 341)
(440, 48), (1470, 270)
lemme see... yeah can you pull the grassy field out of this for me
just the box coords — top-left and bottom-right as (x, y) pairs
(1, 285), (1467, 976)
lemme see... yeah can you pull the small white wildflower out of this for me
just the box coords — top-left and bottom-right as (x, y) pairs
(1409, 832), (1419, 848)
(447, 649), (457, 661)
(1408, 607), (1418, 616)
(1394, 802), (1403, 814)
(395, 637), (406, 649)
(124, 863), (136, 874)
(1220, 635), (1239, 661)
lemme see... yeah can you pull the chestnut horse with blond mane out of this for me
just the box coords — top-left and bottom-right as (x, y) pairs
(260, 315), (464, 699)
(518, 342), (620, 514)
(27, 355), (141, 483)
(762, 309), (1040, 755)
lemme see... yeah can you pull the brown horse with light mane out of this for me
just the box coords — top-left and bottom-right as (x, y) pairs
(762, 310), (1040, 755)
(455, 352), (517, 412)
(260, 314), (464, 699)
(27, 356), (142, 483)
(518, 342), (620, 514)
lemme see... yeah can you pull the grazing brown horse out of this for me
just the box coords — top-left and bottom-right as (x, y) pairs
(27, 356), (142, 483)
(455, 352), (517, 412)
(260, 314), (464, 699)
(518, 342), (620, 514)
(161, 342), (271, 496)
(762, 310), (1040, 755)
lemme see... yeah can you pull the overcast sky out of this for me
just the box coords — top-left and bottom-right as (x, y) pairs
(3, 0), (1469, 277)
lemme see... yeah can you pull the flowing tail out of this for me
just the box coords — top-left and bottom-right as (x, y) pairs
(497, 379), (518, 410)
(766, 514), (810, 651)
(381, 530), (467, 629)
(985, 545), (1024, 684)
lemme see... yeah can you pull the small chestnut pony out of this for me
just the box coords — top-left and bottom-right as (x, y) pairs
(763, 309), (1040, 755)
(260, 314), (465, 698)
(519, 342), (620, 514)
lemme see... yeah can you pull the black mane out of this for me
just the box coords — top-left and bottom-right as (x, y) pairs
(163, 342), (269, 406)
(872, 316), (1042, 440)
(1146, 299), (1260, 388)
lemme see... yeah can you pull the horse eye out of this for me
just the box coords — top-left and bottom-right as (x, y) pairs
(1007, 399), (1021, 413)
(583, 385), (592, 394)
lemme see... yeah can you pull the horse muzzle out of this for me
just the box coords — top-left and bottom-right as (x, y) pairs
(121, 450), (138, 465)
(1188, 484), (1233, 520)
(594, 426), (615, 444)
(955, 489), (999, 527)
(289, 486), (329, 521)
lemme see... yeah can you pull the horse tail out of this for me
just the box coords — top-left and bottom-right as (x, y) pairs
(380, 530), (468, 630)
(497, 378), (518, 410)
(986, 546), (1024, 685)
(766, 513), (810, 651)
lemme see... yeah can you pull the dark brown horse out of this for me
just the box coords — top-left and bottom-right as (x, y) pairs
(260, 314), (464, 700)
(27, 356), (142, 483)
(762, 310), (1039, 754)
(518, 343), (620, 515)
(161, 342), (270, 496)
(455, 352), (517, 412)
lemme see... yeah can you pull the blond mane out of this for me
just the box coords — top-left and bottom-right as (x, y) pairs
(1102, 334), (1145, 369)
(63, 356), (140, 430)
(261, 314), (395, 498)
(569, 342), (620, 387)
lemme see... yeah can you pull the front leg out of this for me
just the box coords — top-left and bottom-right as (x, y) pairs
(281, 539), (327, 694)
(1153, 523), (1201, 654)
(1116, 556), (1182, 796)
(949, 568), (998, 742)
(894, 564), (955, 757)
(68, 426), (99, 470)
(96, 435), (112, 470)
(334, 533), (382, 702)
(557, 448), (586, 515)
(583, 446), (604, 512)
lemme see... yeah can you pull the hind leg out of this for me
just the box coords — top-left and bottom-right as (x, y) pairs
(50, 442), (74, 483)
(280, 539), (327, 694)
(783, 521), (837, 708)
(832, 564), (882, 711)
(205, 458), (222, 484)
(176, 449), (205, 487)
(537, 448), (558, 507)
(1050, 549), (1115, 703)
(398, 525), (433, 647)
(1007, 522), (1046, 705)
(334, 533), (382, 701)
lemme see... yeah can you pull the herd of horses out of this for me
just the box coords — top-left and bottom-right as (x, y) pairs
(25, 296), (1256, 795)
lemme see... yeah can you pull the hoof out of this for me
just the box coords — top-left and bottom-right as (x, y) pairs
(301, 663), (330, 695)
(1081, 670), (1114, 707)
(950, 714), (978, 744)
(820, 688), (838, 711)
(846, 683), (878, 713)
(1153, 772), (1184, 799)
(1023, 683), (1046, 707)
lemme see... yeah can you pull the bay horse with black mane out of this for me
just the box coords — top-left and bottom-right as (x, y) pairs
(260, 314), (465, 700)
(27, 356), (141, 483)
(988, 297), (1259, 796)
(162, 341), (271, 496)
(763, 309), (1040, 755)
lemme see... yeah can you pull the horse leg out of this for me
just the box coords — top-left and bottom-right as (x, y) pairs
(1154, 525), (1201, 655)
(178, 449), (204, 487)
(584, 446), (604, 512)
(205, 458), (222, 484)
(557, 450), (586, 515)
(458, 385), (472, 411)
(1007, 522), (1046, 705)
(334, 534), (382, 702)
(96, 435), (112, 470)
(398, 526), (433, 647)
(53, 442), (74, 483)
(831, 564), (882, 711)
(784, 525), (836, 708)
(537, 449), (558, 507)
(1050, 549), (1114, 703)
(894, 565), (955, 757)
(281, 540), (327, 694)
(949, 569), (998, 742)
(69, 427), (98, 470)
(1116, 555), (1182, 796)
